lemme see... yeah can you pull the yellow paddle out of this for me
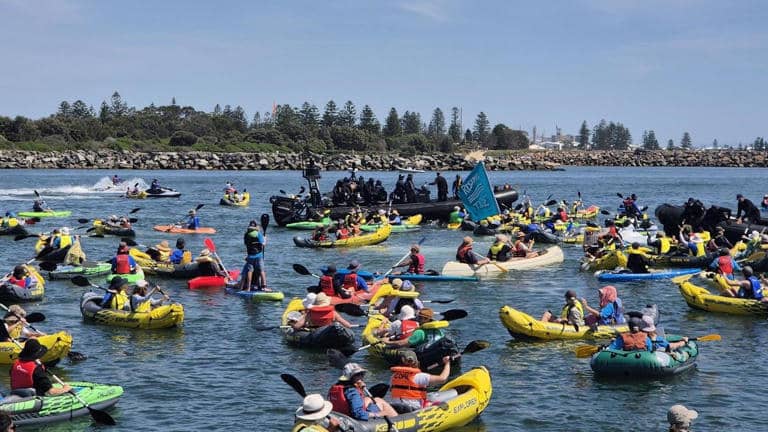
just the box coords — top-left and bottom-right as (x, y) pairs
(671, 274), (694, 285)
(574, 333), (722, 358)
(472, 251), (508, 273)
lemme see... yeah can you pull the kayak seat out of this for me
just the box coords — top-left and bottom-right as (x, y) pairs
(11, 388), (36, 398)
(391, 402), (416, 414)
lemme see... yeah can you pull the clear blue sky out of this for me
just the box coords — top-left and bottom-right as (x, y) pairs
(1, 0), (766, 146)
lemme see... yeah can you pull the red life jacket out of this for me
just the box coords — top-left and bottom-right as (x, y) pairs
(8, 276), (26, 288)
(620, 332), (648, 351)
(717, 256), (734, 275)
(114, 254), (131, 274)
(337, 228), (350, 239)
(343, 273), (359, 291)
(390, 366), (427, 404)
(11, 359), (40, 390)
(319, 275), (335, 296)
(456, 244), (472, 262)
(396, 319), (419, 340)
(408, 254), (425, 274)
(328, 384), (366, 416)
(608, 226), (618, 238)
(308, 305), (335, 327)
(559, 210), (568, 221)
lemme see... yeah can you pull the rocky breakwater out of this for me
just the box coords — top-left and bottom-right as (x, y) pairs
(522, 149), (768, 168)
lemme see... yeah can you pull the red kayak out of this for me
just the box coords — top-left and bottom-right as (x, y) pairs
(187, 270), (240, 290)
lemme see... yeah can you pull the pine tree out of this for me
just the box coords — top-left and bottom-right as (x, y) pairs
(427, 108), (446, 139)
(448, 107), (461, 143)
(358, 105), (380, 135)
(171, 97), (177, 106)
(99, 102), (110, 123)
(70, 100), (91, 118)
(753, 137), (765, 151)
(464, 129), (473, 143)
(57, 101), (71, 118)
(681, 132), (692, 149)
(299, 102), (320, 129)
(110, 91), (128, 117)
(252, 112), (261, 127)
(322, 100), (338, 127)
(338, 101), (357, 127)
(667, 139), (674, 150)
(712, 138), (718, 149)
(213, 104), (222, 116)
(473, 112), (490, 145)
(233, 106), (248, 131)
(642, 130), (659, 150)
(578, 121), (590, 149)
(383, 108), (400, 137)
(401, 111), (422, 135)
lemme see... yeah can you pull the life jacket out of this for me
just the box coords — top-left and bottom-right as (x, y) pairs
(114, 254), (132, 274)
(456, 244), (472, 262)
(5, 218), (18, 227)
(58, 235), (72, 249)
(131, 296), (151, 313)
(657, 237), (671, 254)
(489, 242), (506, 260)
(689, 240), (705, 257)
(181, 250), (192, 265)
(10, 359), (40, 390)
(390, 366), (427, 404)
(560, 301), (584, 321)
(327, 384), (365, 416)
(319, 275), (335, 296)
(244, 232), (263, 255)
(337, 228), (350, 240)
(308, 305), (335, 327)
(620, 332), (648, 351)
(716, 256), (734, 275)
(8, 276), (27, 288)
(408, 254), (425, 274)
(104, 291), (128, 310)
(395, 319), (420, 340)
(746, 276), (762, 299)
(559, 210), (568, 222)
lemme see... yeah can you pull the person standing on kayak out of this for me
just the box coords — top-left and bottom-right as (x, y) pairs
(186, 209), (200, 230)
(736, 194), (761, 224)
(391, 244), (425, 274)
(242, 221), (268, 291)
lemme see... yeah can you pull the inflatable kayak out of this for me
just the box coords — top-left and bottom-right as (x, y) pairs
(0, 225), (28, 237)
(572, 205), (600, 220)
(0, 331), (72, 366)
(580, 250), (628, 272)
(441, 246), (564, 277)
(392, 272), (479, 282)
(281, 299), (356, 352)
(125, 190), (147, 199)
(0, 265), (44, 303)
(649, 253), (714, 269)
(498, 305), (629, 341)
(292, 366), (492, 432)
(219, 191), (250, 207)
(17, 210), (71, 218)
(360, 214), (423, 233)
(590, 337), (699, 379)
(105, 268), (145, 284)
(46, 261), (112, 280)
(80, 291), (184, 329)
(91, 220), (135, 237)
(676, 275), (768, 315)
(293, 225), (391, 248)
(285, 220), (334, 230)
(224, 285), (285, 301)
(129, 250), (205, 279)
(153, 225), (217, 234)
(595, 267), (701, 282)
(144, 188), (181, 198)
(187, 270), (240, 289)
(1, 381), (123, 426)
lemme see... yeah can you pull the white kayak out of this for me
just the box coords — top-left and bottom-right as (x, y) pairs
(619, 225), (658, 246)
(441, 246), (564, 277)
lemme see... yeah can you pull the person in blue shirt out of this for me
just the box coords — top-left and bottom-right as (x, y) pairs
(169, 238), (187, 265)
(642, 316), (689, 353)
(186, 209), (200, 230)
(725, 266), (768, 301)
(328, 363), (397, 421)
(241, 221), (268, 291)
(708, 248), (740, 279)
(334, 260), (370, 294)
(581, 285), (626, 327)
(608, 317), (651, 352)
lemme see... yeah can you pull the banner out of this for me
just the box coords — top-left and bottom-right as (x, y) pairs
(458, 162), (499, 221)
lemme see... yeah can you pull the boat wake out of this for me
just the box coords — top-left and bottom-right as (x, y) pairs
(0, 177), (149, 200)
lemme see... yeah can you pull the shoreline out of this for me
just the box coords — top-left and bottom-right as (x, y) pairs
(0, 149), (766, 170)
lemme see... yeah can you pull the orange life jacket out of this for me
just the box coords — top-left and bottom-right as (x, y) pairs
(328, 384), (366, 416)
(559, 210), (568, 221)
(390, 366), (427, 404)
(319, 275), (335, 296)
(308, 305), (335, 327)
(343, 273), (359, 291)
(456, 244), (472, 262)
(513, 241), (527, 257)
(8, 276), (27, 288)
(11, 359), (39, 390)
(620, 332), (648, 351)
(408, 254), (425, 274)
(337, 228), (350, 239)
(717, 256), (734, 275)
(395, 319), (420, 340)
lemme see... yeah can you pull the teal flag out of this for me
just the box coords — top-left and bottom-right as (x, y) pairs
(458, 162), (499, 221)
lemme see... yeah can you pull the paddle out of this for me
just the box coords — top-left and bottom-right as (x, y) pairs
(260, 213), (270, 260)
(204, 238), (230, 281)
(281, 373), (307, 397)
(574, 334), (722, 358)
(334, 304), (468, 321)
(384, 237), (426, 278)
(293, 263), (320, 279)
(471, 251), (508, 273)
(167, 204), (205, 232)
(0, 303), (86, 361)
(426, 340), (491, 370)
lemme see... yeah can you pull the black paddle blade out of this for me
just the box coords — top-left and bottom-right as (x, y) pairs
(280, 189), (287, 195)
(86, 406), (116, 426)
(121, 238), (138, 247)
(85, 227), (97, 233)
(428, 298), (455, 304)
(195, 203), (205, 211)
(578, 191), (582, 199)
(67, 351), (88, 362)
(327, 348), (348, 368)
(25, 312), (46, 323)
(34, 190), (40, 198)
(77, 218), (90, 224)
(260, 213), (270, 234)
(514, 204), (523, 211)
(128, 218), (138, 223)
(600, 209), (611, 215)
(369, 383), (390, 399)
(545, 199), (558, 206)
(14, 234), (36, 241)
(462, 340), (491, 354)
(280, 373), (307, 397)
(292, 264), (311, 276)
(641, 205), (649, 212)
(616, 192), (624, 198)
(440, 309), (468, 321)
(70, 276), (91, 287)
(38, 261), (57, 271)
(129, 208), (141, 214)
(335, 303), (367, 317)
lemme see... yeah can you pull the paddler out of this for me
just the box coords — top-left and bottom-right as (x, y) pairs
(606, 316), (651, 352)
(626, 242), (651, 274)
(6, 305), (45, 339)
(512, 231), (537, 258)
(196, 249), (226, 277)
(327, 363), (398, 421)
(0, 312), (26, 343)
(540, 290), (585, 328)
(388, 351), (451, 413)
(723, 266), (768, 301)
(455, 237), (490, 266)
(378, 280), (423, 317)
(242, 221), (267, 291)
(447, 206), (465, 225)
(109, 242), (138, 275)
(290, 293), (353, 330)
(129, 280), (168, 312)
(338, 260), (369, 294)
(381, 308), (445, 349)
(169, 238), (191, 265)
(146, 240), (171, 262)
(667, 404), (698, 432)
(0, 212), (19, 228)
(647, 232), (673, 255)
(102, 277), (130, 311)
(707, 226), (733, 252)
(708, 248), (740, 279)
(391, 244), (425, 274)
(50, 227), (73, 250)
(111, 174), (122, 185)
(186, 209), (200, 230)
(388, 209), (402, 225)
(7, 266), (38, 290)
(10, 339), (72, 397)
(32, 198), (50, 213)
(581, 285), (626, 327)
(311, 226), (329, 241)
(487, 234), (512, 262)
(294, 393), (341, 431)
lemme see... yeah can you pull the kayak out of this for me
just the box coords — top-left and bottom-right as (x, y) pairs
(292, 366), (492, 432)
(187, 270), (240, 289)
(676, 275), (768, 315)
(219, 191), (250, 207)
(125, 190), (148, 199)
(91, 220), (135, 237)
(45, 261), (113, 280)
(129, 249), (205, 278)
(281, 298), (356, 352)
(649, 253), (715, 269)
(145, 188), (181, 198)
(293, 225), (391, 248)
(572, 205), (600, 220)
(0, 265), (45, 303)
(1, 381), (123, 426)
(360, 214), (423, 233)
(561, 233), (584, 244)
(153, 225), (217, 234)
(286, 220), (331, 230)
(17, 210), (71, 218)
(498, 305), (629, 341)
(447, 222), (461, 230)
(224, 285), (285, 301)
(441, 246), (564, 277)
(0, 331), (72, 366)
(595, 267), (701, 282)
(105, 268), (145, 284)
(0, 225), (28, 237)
(590, 337), (699, 379)
(580, 249), (628, 272)
(80, 291), (184, 329)
(392, 272), (479, 282)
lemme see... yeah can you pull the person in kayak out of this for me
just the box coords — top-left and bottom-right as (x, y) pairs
(388, 209), (401, 225)
(0, 212), (20, 228)
(642, 316), (689, 353)
(391, 244), (425, 274)
(314, 265), (346, 297)
(224, 182), (237, 194)
(621, 193), (641, 219)
(337, 260), (369, 294)
(647, 232), (673, 255)
(196, 249), (227, 277)
(626, 242), (651, 274)
(102, 277), (130, 311)
(381, 308), (444, 349)
(581, 285), (626, 327)
(389, 351), (452, 413)
(130, 280), (168, 312)
(724, 266), (768, 300)
(512, 231), (537, 258)
(540, 290), (585, 328)
(7, 266), (38, 290)
(169, 238), (191, 265)
(736, 194), (761, 224)
(327, 363), (398, 421)
(335, 222), (351, 240)
(709, 248), (740, 279)
(375, 304), (419, 339)
(10, 339), (72, 397)
(6, 305), (45, 340)
(186, 209), (200, 230)
(707, 226), (733, 252)
(49, 227), (73, 250)
(242, 221), (268, 291)
(32, 198), (50, 213)
(448, 206), (465, 225)
(486, 234), (512, 262)
(311, 226), (329, 241)
(110, 242), (138, 275)
(294, 393), (342, 431)
(678, 231), (706, 257)
(607, 316), (651, 352)
(378, 280), (423, 318)
(291, 293), (353, 330)
(456, 237), (490, 266)
(0, 311), (29, 343)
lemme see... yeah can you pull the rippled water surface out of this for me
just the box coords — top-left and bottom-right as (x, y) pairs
(2, 166), (766, 431)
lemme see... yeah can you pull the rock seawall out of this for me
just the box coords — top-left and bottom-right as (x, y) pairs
(0, 149), (766, 170)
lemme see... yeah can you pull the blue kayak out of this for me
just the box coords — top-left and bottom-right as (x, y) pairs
(595, 267), (701, 282)
(224, 286), (285, 301)
(331, 268), (376, 280)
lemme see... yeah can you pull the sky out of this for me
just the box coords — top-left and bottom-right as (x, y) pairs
(1, 0), (767, 147)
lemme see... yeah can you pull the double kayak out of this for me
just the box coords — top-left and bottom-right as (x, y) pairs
(441, 246), (564, 277)
(595, 267), (701, 282)
(45, 261), (112, 280)
(219, 191), (250, 206)
(293, 366), (492, 432)
(91, 220), (135, 237)
(80, 291), (184, 329)
(105, 268), (145, 284)
(17, 210), (71, 218)
(498, 306), (629, 341)
(285, 220), (332, 230)
(676, 274), (768, 315)
(390, 272), (479, 282)
(0, 265), (44, 303)
(590, 337), (699, 379)
(293, 225), (391, 248)
(187, 270), (240, 289)
(359, 214), (422, 233)
(1, 381), (122, 426)
(0, 332), (72, 366)
(281, 299), (356, 353)
(224, 285), (285, 301)
(153, 225), (217, 234)
(130, 249), (204, 278)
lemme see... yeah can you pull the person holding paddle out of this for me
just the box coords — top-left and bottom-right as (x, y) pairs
(10, 339), (72, 397)
(6, 265), (38, 290)
(390, 244), (425, 275)
(241, 221), (267, 291)
(130, 280), (169, 312)
(381, 308), (444, 349)
(540, 290), (584, 328)
(389, 351), (451, 413)
(32, 198), (50, 213)
(186, 209), (200, 230)
(327, 363), (399, 421)
(169, 238), (191, 265)
(455, 237), (490, 266)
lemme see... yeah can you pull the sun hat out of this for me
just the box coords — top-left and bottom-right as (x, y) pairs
(418, 308), (434, 322)
(399, 350), (419, 366)
(667, 404), (698, 427)
(188, 209), (196, 215)
(295, 394), (333, 421)
(314, 293), (331, 307)
(340, 363), (368, 381)
(399, 280), (415, 292)
(155, 240), (170, 252)
(391, 278), (403, 289)
(399, 305), (416, 321)
(135, 280), (149, 289)
(18, 339), (48, 361)
(302, 293), (317, 310)
(347, 260), (361, 271)
(640, 315), (655, 333)
(61, 227), (70, 235)
(199, 248), (211, 257)
(108, 276), (127, 291)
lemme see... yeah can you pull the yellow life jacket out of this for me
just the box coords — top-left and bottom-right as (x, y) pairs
(108, 292), (129, 310)
(58, 235), (72, 248)
(658, 237), (671, 254)
(8, 326), (22, 340)
(488, 242), (506, 259)
(560, 301), (584, 321)
(132, 298), (151, 313)
(691, 241), (705, 257)
(181, 250), (192, 265)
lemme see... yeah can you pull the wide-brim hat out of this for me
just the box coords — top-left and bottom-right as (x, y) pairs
(339, 363), (367, 381)
(418, 308), (434, 322)
(108, 276), (127, 291)
(18, 339), (48, 361)
(295, 394), (333, 421)
(347, 260), (361, 271)
(155, 240), (171, 252)
(667, 404), (698, 427)
(391, 278), (403, 289)
(314, 293), (331, 307)
(640, 315), (655, 333)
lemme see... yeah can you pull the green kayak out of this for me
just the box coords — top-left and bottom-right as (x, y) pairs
(360, 223), (420, 233)
(17, 210), (72, 218)
(1, 381), (123, 426)
(105, 268), (145, 284)
(46, 262), (113, 280)
(590, 336), (699, 379)
(285, 221), (331, 230)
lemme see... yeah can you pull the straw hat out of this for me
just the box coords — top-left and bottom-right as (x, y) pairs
(314, 293), (331, 307)
(155, 240), (171, 253)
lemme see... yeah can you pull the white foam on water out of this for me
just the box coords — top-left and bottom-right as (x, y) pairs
(0, 177), (148, 198)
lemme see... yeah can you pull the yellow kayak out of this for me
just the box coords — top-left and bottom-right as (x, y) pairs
(292, 366), (492, 432)
(220, 191), (250, 207)
(125, 190), (147, 199)
(80, 291), (184, 329)
(580, 249), (627, 271)
(498, 305), (628, 340)
(293, 225), (391, 248)
(0, 331), (72, 365)
(676, 274), (768, 315)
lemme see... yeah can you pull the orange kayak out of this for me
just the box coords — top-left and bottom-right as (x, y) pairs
(329, 279), (384, 305)
(153, 225), (217, 234)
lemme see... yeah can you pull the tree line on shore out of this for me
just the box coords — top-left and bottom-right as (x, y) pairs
(0, 92), (762, 153)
